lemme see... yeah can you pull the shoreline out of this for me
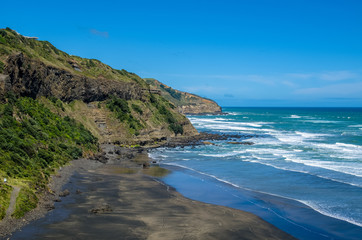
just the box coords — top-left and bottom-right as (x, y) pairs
(157, 160), (362, 240)
(0, 158), (104, 239)
(1, 144), (295, 240)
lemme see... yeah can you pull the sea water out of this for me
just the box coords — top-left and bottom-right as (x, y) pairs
(149, 107), (362, 240)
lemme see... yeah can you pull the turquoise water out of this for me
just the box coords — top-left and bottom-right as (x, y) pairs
(150, 107), (362, 239)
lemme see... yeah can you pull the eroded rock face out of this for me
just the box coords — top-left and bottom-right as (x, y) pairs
(145, 78), (222, 115)
(178, 102), (222, 115)
(1, 53), (199, 143)
(2, 53), (143, 102)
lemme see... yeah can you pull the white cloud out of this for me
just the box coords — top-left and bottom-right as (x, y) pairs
(282, 80), (298, 87)
(319, 71), (358, 81)
(286, 73), (313, 79)
(286, 70), (359, 82)
(294, 82), (362, 97)
(182, 85), (228, 94)
(90, 29), (109, 38)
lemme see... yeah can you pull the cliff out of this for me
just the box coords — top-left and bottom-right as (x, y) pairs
(0, 27), (199, 219)
(145, 78), (222, 115)
(0, 28), (198, 145)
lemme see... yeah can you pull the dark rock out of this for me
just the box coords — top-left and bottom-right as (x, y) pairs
(89, 204), (113, 214)
(162, 132), (254, 148)
(59, 189), (70, 197)
(2, 53), (144, 103)
(44, 204), (55, 211)
(92, 152), (108, 163)
(227, 141), (254, 145)
(76, 189), (82, 194)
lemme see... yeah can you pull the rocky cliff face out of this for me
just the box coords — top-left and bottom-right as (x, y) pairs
(1, 53), (143, 103)
(0, 28), (200, 144)
(178, 98), (222, 115)
(0, 53), (198, 144)
(145, 78), (222, 115)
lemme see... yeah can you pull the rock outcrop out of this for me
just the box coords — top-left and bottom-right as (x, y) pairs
(145, 78), (222, 115)
(1, 53), (143, 103)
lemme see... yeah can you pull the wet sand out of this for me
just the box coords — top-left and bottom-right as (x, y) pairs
(5, 145), (295, 240)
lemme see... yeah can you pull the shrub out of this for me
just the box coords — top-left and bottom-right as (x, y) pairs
(0, 61), (4, 73)
(106, 96), (144, 134)
(0, 184), (12, 219)
(132, 104), (143, 115)
(169, 123), (183, 135)
(12, 188), (38, 218)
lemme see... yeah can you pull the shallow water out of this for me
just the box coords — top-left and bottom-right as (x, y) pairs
(151, 107), (362, 239)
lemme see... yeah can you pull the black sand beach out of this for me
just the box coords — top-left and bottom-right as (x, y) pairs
(2, 145), (295, 240)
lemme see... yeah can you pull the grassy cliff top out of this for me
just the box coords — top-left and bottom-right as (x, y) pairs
(145, 78), (219, 107)
(0, 28), (147, 88)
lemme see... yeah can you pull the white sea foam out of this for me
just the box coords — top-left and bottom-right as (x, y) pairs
(348, 124), (362, 128)
(226, 112), (239, 116)
(303, 120), (341, 124)
(162, 160), (362, 227)
(190, 118), (271, 129)
(285, 115), (302, 119)
(280, 156), (362, 178)
(200, 152), (240, 158)
(274, 133), (304, 144)
(241, 158), (362, 188)
(162, 163), (241, 188)
(168, 162), (362, 227)
(299, 200), (362, 228)
(313, 142), (362, 160)
(196, 123), (277, 133)
(336, 142), (362, 149)
(295, 131), (329, 139)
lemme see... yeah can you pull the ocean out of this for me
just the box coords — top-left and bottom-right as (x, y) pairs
(150, 107), (362, 240)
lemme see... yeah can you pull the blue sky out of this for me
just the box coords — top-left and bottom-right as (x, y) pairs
(1, 0), (362, 107)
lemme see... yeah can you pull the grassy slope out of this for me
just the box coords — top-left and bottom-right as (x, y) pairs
(0, 94), (98, 219)
(144, 78), (218, 107)
(0, 28), (147, 88)
(0, 28), (188, 139)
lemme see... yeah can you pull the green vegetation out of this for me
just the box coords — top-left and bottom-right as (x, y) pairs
(131, 103), (143, 115)
(0, 27), (198, 222)
(0, 184), (12, 219)
(149, 94), (184, 135)
(0, 94), (98, 218)
(0, 28), (148, 88)
(49, 96), (65, 111)
(160, 84), (182, 100)
(145, 78), (220, 115)
(0, 61), (4, 73)
(106, 96), (143, 135)
(12, 187), (38, 218)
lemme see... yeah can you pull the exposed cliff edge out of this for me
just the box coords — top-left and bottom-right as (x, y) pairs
(145, 78), (222, 115)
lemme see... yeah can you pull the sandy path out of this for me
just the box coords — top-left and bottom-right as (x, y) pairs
(5, 186), (20, 218)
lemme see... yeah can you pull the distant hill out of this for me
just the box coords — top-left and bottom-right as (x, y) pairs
(145, 78), (222, 115)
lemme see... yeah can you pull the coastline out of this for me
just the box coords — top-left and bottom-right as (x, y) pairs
(1, 144), (295, 240)
(155, 154), (362, 240)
